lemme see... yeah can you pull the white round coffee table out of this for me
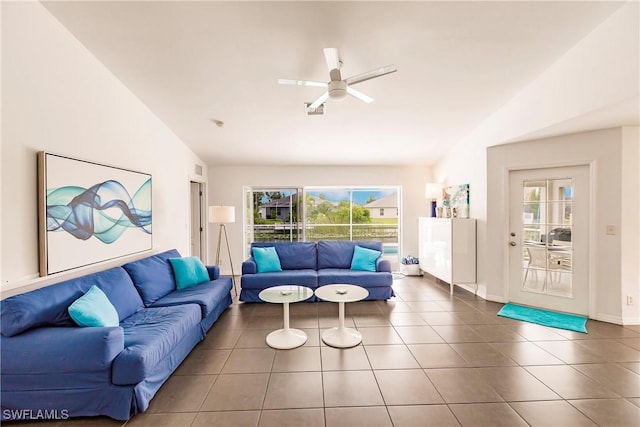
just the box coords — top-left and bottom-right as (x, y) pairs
(314, 284), (369, 348)
(258, 285), (313, 349)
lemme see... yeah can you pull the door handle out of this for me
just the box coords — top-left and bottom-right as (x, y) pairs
(509, 241), (517, 246)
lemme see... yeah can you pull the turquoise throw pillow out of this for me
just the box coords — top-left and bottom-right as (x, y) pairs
(169, 257), (210, 290)
(68, 285), (119, 327)
(252, 247), (282, 273)
(350, 245), (382, 272)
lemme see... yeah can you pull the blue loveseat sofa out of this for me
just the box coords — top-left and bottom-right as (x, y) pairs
(0, 249), (232, 421)
(240, 241), (394, 302)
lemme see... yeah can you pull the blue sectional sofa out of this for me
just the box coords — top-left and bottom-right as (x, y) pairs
(240, 240), (394, 302)
(0, 249), (233, 421)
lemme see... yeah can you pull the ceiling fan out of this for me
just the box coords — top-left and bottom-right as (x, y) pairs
(278, 48), (397, 112)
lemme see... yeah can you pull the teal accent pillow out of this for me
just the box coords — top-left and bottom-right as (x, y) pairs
(350, 245), (382, 272)
(252, 247), (282, 273)
(68, 285), (119, 327)
(169, 256), (210, 290)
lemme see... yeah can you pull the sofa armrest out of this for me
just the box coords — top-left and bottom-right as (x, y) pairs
(376, 258), (391, 273)
(1, 326), (124, 374)
(242, 258), (257, 275)
(206, 265), (220, 280)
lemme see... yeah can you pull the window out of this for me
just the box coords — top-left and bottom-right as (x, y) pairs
(244, 186), (401, 263)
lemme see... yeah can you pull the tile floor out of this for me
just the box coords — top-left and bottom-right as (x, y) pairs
(6, 275), (640, 426)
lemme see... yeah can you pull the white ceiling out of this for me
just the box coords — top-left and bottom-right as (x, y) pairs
(42, 1), (633, 166)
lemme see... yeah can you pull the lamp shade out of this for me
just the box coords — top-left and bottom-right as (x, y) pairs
(209, 206), (235, 224)
(425, 183), (442, 201)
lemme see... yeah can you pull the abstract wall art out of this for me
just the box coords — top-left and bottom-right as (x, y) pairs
(442, 184), (470, 218)
(38, 152), (152, 276)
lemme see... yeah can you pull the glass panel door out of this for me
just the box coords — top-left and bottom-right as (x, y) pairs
(521, 179), (573, 297)
(509, 165), (589, 316)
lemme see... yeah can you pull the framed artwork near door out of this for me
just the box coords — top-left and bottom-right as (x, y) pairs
(38, 152), (152, 276)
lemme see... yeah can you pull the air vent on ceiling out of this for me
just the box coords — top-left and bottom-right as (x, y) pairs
(305, 102), (325, 116)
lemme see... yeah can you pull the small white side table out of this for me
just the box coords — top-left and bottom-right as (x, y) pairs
(258, 285), (313, 350)
(314, 284), (369, 348)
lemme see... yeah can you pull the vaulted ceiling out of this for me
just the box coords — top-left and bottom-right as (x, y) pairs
(42, 1), (634, 166)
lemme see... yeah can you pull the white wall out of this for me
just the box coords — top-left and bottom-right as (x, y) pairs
(207, 165), (432, 274)
(1, 2), (206, 297)
(621, 127), (640, 324)
(435, 2), (639, 323)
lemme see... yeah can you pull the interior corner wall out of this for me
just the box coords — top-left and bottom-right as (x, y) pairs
(1, 2), (207, 296)
(621, 127), (640, 324)
(207, 165), (433, 275)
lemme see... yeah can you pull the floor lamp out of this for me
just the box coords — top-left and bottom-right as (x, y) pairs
(209, 205), (237, 296)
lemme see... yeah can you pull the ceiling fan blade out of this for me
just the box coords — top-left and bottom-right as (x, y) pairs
(323, 48), (340, 71)
(308, 92), (329, 111)
(278, 79), (328, 88)
(345, 65), (397, 86)
(346, 87), (374, 104)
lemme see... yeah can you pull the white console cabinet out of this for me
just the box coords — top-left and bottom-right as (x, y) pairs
(418, 217), (477, 295)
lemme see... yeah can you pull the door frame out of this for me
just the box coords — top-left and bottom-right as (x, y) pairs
(190, 180), (207, 260)
(500, 160), (597, 318)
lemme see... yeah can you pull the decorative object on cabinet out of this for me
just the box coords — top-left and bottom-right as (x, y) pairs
(209, 205), (238, 295)
(425, 183), (442, 218)
(418, 217), (476, 295)
(38, 152), (152, 276)
(442, 184), (470, 219)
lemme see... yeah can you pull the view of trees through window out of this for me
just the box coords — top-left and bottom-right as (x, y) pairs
(246, 187), (400, 259)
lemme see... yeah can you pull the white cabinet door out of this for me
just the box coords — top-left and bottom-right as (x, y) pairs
(419, 217), (476, 294)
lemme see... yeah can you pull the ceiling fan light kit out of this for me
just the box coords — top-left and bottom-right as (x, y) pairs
(279, 47), (397, 113)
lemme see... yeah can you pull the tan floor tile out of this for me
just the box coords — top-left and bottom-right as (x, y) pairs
(450, 343), (518, 367)
(533, 340), (606, 364)
(258, 408), (324, 427)
(323, 371), (384, 407)
(272, 346), (321, 372)
(325, 406), (392, 427)
(509, 400), (598, 426)
(374, 369), (444, 405)
(575, 338), (640, 362)
(201, 373), (270, 411)
(475, 367), (560, 401)
(572, 363), (640, 397)
(221, 348), (275, 373)
(147, 374), (216, 413)
(569, 398), (640, 426)
(425, 368), (504, 403)
(320, 345), (371, 371)
(394, 325), (446, 344)
(431, 325), (484, 343)
(419, 311), (466, 325)
(174, 348), (231, 375)
(387, 405), (461, 426)
(364, 344), (420, 369)
(359, 326), (404, 345)
(525, 365), (620, 399)
(125, 413), (197, 427)
(388, 312), (427, 326)
(489, 341), (564, 366)
(449, 403), (528, 427)
(263, 372), (323, 409)
(192, 410), (260, 427)
(408, 343), (470, 368)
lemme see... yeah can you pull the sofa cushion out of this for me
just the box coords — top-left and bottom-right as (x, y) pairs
(111, 304), (201, 385)
(68, 285), (119, 327)
(1, 267), (143, 337)
(122, 249), (181, 306)
(350, 245), (382, 272)
(252, 247), (282, 273)
(317, 241), (384, 269)
(169, 256), (210, 290)
(241, 269), (318, 290)
(317, 269), (393, 288)
(251, 242), (317, 270)
(151, 278), (233, 318)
